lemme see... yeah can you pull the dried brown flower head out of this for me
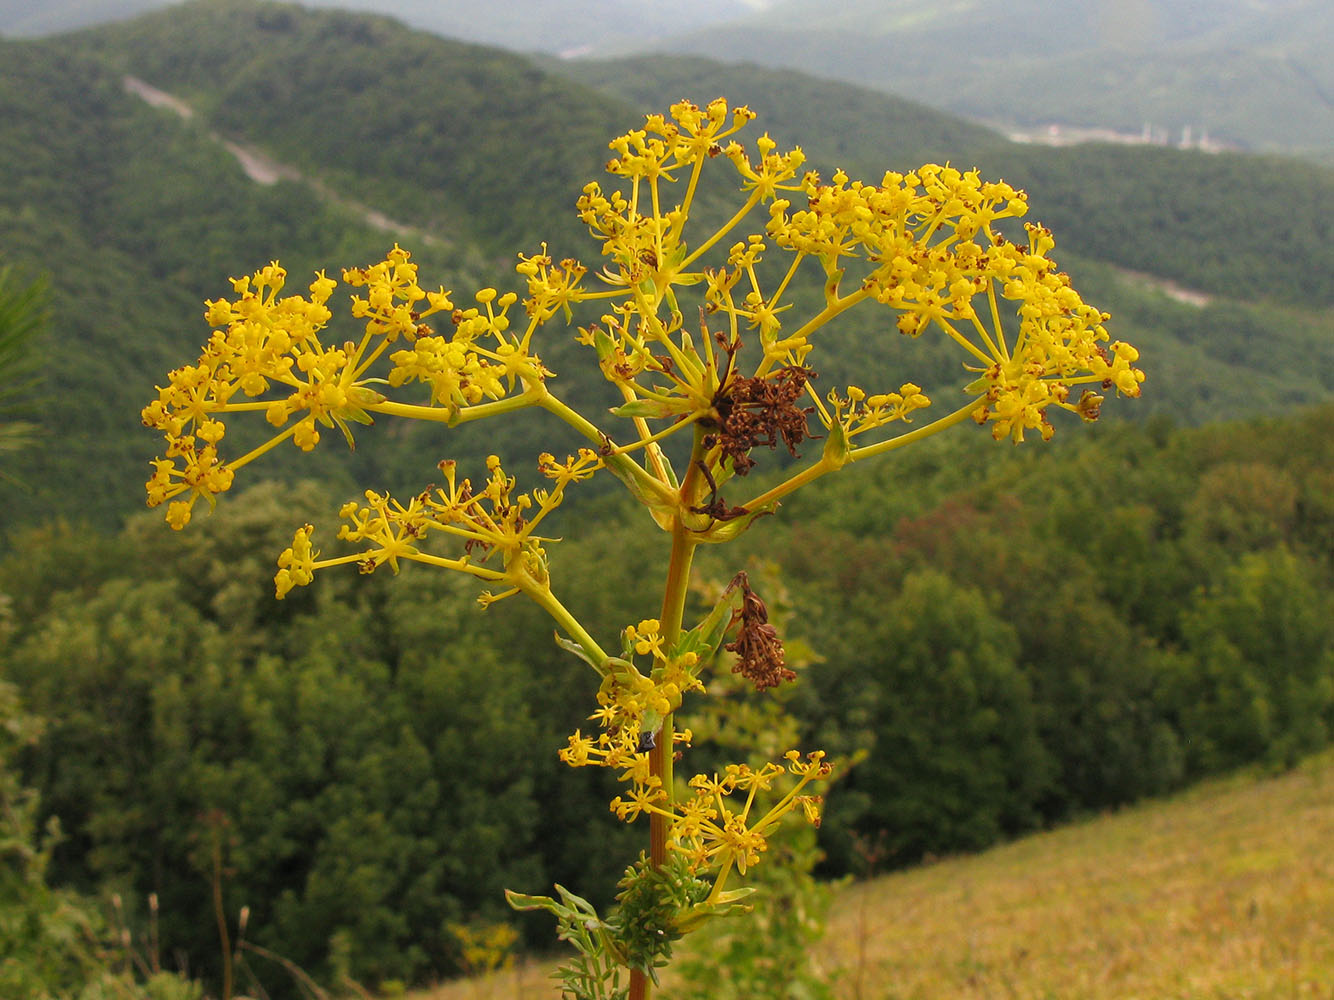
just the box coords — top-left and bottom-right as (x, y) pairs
(724, 572), (796, 691)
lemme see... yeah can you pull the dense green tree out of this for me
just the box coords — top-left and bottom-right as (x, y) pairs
(0, 485), (626, 989)
(1171, 547), (1334, 773)
(829, 570), (1053, 864)
(0, 681), (201, 1000)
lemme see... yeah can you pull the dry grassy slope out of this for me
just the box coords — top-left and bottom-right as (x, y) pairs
(409, 750), (1334, 999)
(817, 751), (1334, 999)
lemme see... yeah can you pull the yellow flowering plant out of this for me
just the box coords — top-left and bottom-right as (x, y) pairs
(142, 98), (1142, 999)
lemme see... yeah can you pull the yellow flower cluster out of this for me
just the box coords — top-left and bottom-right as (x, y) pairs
(576, 99), (762, 282)
(829, 383), (933, 439)
(272, 450), (599, 600)
(143, 247), (548, 530)
(146, 99), (1140, 541)
(515, 244), (587, 324)
(760, 165), (1143, 442)
(543, 101), (1141, 459)
(558, 618), (828, 883)
(386, 284), (547, 413)
(674, 752), (829, 875)
(559, 622), (706, 786)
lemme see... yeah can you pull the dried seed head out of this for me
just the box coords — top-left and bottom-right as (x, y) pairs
(705, 365), (818, 477)
(724, 573), (796, 691)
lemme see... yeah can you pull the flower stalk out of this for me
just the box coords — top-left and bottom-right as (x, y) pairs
(141, 97), (1142, 997)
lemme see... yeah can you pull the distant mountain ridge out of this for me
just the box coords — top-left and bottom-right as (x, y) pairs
(624, 0), (1334, 159)
(1, 0), (754, 47)
(7, 0), (1330, 159)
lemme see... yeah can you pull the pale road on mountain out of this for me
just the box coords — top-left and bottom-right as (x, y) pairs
(122, 74), (1205, 305)
(123, 75), (441, 245)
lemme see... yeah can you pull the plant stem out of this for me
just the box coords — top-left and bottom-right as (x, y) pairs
(211, 826), (233, 1000)
(367, 386), (544, 425)
(518, 574), (615, 676)
(846, 396), (986, 462)
(537, 390), (679, 507)
(630, 433), (705, 1000)
(652, 519), (696, 861)
(742, 454), (837, 513)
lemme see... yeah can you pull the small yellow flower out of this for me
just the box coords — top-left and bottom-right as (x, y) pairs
(625, 619), (664, 658)
(274, 524), (317, 598)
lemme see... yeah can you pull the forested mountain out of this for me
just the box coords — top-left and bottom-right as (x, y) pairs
(0, 0), (751, 50)
(3, 0), (1331, 533)
(0, 35), (415, 532)
(635, 0), (1334, 159)
(10, 0), (1332, 160)
(0, 4), (625, 531)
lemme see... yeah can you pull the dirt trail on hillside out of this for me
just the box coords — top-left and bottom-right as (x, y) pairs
(1111, 266), (1212, 307)
(123, 75), (439, 243)
(124, 75), (1219, 306)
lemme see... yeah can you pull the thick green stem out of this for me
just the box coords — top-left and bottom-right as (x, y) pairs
(741, 454), (838, 514)
(681, 190), (763, 269)
(516, 573), (614, 677)
(652, 515), (697, 859)
(631, 433), (705, 1000)
(367, 385), (544, 425)
(846, 396), (986, 462)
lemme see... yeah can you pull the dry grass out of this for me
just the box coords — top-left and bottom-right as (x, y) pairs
(404, 957), (558, 1000)
(406, 751), (1334, 999)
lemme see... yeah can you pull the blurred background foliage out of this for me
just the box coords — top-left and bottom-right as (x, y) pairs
(5, 405), (1334, 990)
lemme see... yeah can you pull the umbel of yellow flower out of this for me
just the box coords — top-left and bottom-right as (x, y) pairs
(143, 98), (1141, 548)
(142, 246), (545, 531)
(142, 97), (1144, 998)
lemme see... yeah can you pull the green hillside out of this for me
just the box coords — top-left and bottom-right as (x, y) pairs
(3, 0), (1332, 538)
(67, 0), (626, 257)
(0, 9), (618, 531)
(0, 38), (534, 530)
